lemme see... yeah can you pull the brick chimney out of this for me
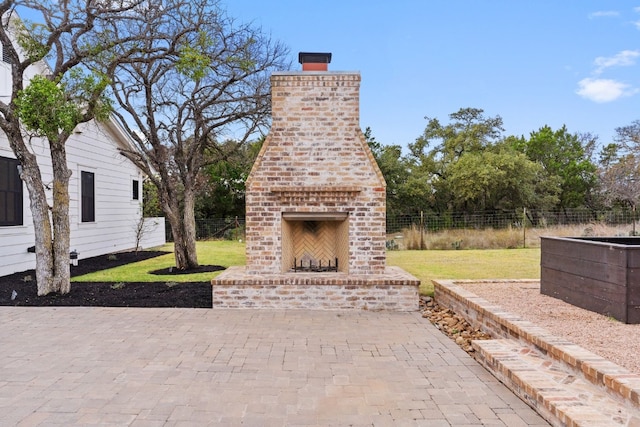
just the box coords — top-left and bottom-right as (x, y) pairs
(244, 53), (388, 275)
(298, 52), (332, 71)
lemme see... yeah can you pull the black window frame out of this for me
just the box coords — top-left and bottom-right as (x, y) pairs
(2, 39), (12, 64)
(0, 156), (23, 226)
(132, 179), (139, 201)
(81, 170), (95, 223)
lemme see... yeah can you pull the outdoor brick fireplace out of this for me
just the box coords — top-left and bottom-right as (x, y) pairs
(212, 53), (419, 310)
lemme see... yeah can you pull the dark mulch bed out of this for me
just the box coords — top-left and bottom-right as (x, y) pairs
(0, 251), (220, 308)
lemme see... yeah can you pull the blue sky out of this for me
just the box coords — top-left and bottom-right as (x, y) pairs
(225, 1), (640, 151)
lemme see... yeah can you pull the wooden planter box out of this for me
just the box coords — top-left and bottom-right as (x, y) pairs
(541, 236), (640, 324)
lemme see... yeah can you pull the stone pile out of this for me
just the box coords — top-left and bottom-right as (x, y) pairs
(420, 296), (491, 354)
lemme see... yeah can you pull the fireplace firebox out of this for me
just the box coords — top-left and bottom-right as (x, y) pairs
(282, 212), (349, 273)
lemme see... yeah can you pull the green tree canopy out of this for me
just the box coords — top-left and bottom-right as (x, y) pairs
(512, 125), (598, 210)
(447, 141), (560, 212)
(364, 127), (420, 218)
(407, 108), (506, 212)
(196, 139), (263, 219)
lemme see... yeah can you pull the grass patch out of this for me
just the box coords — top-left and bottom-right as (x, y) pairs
(72, 241), (540, 297)
(72, 241), (245, 283)
(387, 248), (540, 295)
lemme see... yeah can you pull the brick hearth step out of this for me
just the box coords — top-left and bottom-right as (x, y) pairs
(473, 338), (640, 427)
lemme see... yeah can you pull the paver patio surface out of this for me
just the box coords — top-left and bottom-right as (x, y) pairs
(0, 307), (549, 426)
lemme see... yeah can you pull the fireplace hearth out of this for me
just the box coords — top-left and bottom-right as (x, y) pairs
(211, 52), (420, 310)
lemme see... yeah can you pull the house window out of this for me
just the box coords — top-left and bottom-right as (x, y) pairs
(0, 156), (23, 226)
(81, 171), (95, 222)
(2, 40), (12, 64)
(132, 179), (139, 200)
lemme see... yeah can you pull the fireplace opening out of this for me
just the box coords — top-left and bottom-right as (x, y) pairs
(281, 212), (349, 273)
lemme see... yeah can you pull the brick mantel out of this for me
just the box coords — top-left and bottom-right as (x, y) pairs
(269, 186), (362, 193)
(270, 186), (362, 203)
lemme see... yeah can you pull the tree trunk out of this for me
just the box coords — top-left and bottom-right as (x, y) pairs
(168, 213), (199, 270)
(166, 209), (189, 270)
(162, 185), (199, 270)
(173, 230), (189, 270)
(4, 128), (56, 295)
(20, 152), (55, 295)
(181, 188), (199, 268)
(50, 142), (72, 294)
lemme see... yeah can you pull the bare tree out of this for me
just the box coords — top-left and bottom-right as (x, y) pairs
(600, 154), (640, 234)
(615, 120), (640, 155)
(0, 0), (146, 295)
(110, 0), (289, 269)
(601, 121), (640, 234)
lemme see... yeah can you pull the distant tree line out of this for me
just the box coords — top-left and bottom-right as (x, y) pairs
(375, 107), (640, 227)
(146, 107), (640, 231)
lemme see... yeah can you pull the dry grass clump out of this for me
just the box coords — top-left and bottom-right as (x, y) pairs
(397, 225), (425, 250)
(394, 222), (637, 250)
(411, 227), (526, 250)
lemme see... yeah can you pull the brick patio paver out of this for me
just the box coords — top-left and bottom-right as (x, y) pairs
(0, 307), (549, 426)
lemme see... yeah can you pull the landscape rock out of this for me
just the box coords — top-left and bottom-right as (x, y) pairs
(420, 296), (491, 354)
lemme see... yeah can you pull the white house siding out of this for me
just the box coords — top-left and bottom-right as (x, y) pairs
(139, 217), (167, 249)
(0, 144), (33, 274)
(67, 120), (148, 259)
(0, 19), (165, 277)
(0, 121), (166, 277)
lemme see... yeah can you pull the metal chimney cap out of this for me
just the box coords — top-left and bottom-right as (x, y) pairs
(298, 52), (332, 64)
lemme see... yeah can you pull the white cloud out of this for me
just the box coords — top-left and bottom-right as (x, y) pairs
(576, 78), (637, 102)
(593, 50), (640, 74)
(588, 10), (620, 19)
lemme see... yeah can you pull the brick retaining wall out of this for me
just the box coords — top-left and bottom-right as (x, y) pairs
(434, 279), (640, 410)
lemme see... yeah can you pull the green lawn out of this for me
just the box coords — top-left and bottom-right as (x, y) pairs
(387, 248), (540, 295)
(72, 241), (246, 283)
(73, 241), (540, 296)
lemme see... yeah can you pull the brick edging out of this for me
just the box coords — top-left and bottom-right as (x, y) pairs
(210, 266), (420, 311)
(433, 279), (640, 409)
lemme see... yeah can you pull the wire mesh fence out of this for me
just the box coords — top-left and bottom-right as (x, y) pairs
(165, 209), (639, 242)
(387, 209), (638, 234)
(165, 216), (245, 242)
